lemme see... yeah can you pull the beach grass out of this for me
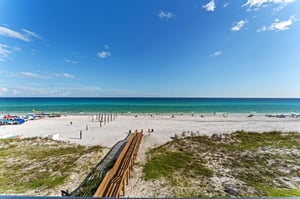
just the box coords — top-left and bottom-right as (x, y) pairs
(0, 137), (104, 195)
(144, 150), (193, 180)
(143, 131), (300, 197)
(261, 187), (300, 197)
(220, 130), (300, 151)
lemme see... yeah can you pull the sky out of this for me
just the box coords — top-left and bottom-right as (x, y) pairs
(0, 0), (299, 97)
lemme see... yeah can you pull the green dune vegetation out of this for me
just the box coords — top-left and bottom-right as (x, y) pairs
(1, 131), (300, 197)
(143, 131), (300, 197)
(0, 137), (105, 195)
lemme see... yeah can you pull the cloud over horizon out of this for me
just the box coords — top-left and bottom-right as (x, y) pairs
(20, 71), (75, 79)
(0, 86), (8, 94)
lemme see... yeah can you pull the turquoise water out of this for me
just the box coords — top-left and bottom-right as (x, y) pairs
(0, 98), (300, 114)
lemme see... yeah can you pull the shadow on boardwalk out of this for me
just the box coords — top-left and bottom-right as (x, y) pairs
(66, 132), (131, 197)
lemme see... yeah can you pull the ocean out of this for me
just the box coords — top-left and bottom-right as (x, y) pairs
(0, 97), (300, 114)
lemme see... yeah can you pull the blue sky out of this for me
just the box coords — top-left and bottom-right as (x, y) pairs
(0, 0), (299, 97)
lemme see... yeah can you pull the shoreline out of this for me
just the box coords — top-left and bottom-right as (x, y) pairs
(1, 111), (300, 117)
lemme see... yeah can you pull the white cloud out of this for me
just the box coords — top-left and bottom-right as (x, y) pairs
(63, 73), (74, 78)
(0, 83), (144, 97)
(0, 26), (29, 41)
(223, 2), (230, 8)
(20, 71), (75, 79)
(211, 51), (223, 56)
(0, 70), (14, 77)
(22, 28), (43, 40)
(0, 86), (8, 93)
(257, 16), (295, 32)
(31, 49), (39, 55)
(243, 0), (295, 10)
(21, 72), (44, 79)
(13, 85), (102, 97)
(12, 89), (21, 96)
(0, 43), (21, 62)
(231, 20), (248, 32)
(1, 70), (74, 80)
(158, 11), (175, 21)
(0, 26), (42, 42)
(64, 58), (77, 64)
(13, 46), (21, 51)
(203, 0), (216, 11)
(0, 44), (11, 61)
(97, 51), (111, 58)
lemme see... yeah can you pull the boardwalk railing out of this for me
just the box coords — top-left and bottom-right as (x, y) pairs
(93, 130), (143, 197)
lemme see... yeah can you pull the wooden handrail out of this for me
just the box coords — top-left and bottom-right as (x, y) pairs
(94, 130), (143, 197)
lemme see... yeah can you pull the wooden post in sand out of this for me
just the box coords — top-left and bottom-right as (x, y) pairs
(80, 130), (82, 139)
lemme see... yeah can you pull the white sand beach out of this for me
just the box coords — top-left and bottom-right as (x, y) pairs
(1, 113), (300, 197)
(1, 113), (300, 148)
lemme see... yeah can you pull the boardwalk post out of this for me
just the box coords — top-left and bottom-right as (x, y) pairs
(122, 180), (125, 196)
(126, 170), (129, 184)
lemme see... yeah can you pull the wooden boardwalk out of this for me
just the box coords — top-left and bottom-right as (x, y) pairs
(94, 131), (143, 197)
(68, 134), (130, 197)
